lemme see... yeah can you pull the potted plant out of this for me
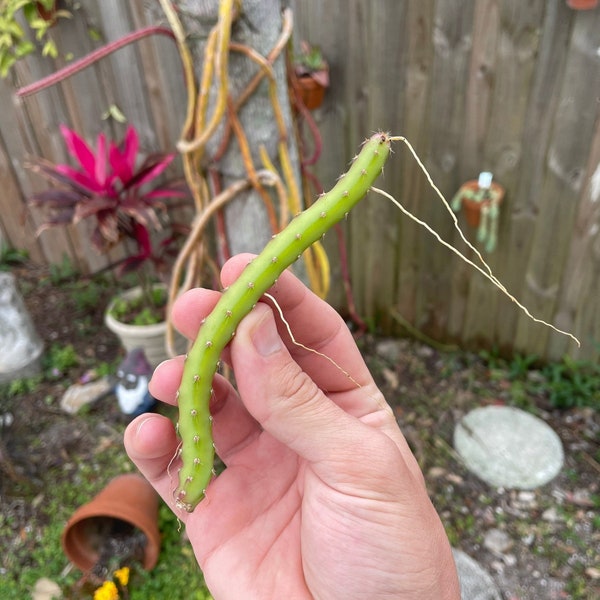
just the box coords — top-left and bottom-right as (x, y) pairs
(566, 0), (598, 9)
(27, 123), (191, 364)
(292, 40), (330, 110)
(451, 172), (505, 253)
(0, 0), (70, 78)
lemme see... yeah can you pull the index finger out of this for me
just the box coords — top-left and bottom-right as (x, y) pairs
(220, 253), (375, 392)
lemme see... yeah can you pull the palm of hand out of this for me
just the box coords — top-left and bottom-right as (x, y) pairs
(184, 397), (433, 600)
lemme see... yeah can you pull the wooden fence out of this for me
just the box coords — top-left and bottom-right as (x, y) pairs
(0, 0), (599, 362)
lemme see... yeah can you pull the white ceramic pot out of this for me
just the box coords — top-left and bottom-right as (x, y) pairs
(104, 286), (186, 367)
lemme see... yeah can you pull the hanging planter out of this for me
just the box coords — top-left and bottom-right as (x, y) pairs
(292, 41), (330, 110)
(566, 0), (598, 9)
(451, 173), (505, 253)
(61, 474), (161, 572)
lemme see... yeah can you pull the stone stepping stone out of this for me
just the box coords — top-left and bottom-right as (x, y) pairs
(452, 549), (501, 600)
(453, 406), (563, 489)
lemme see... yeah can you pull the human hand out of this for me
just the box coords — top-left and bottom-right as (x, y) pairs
(125, 254), (460, 600)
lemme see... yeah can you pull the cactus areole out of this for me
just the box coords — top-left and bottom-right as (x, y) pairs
(174, 132), (392, 511)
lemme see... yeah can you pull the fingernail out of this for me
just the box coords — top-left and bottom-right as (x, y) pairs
(251, 309), (283, 356)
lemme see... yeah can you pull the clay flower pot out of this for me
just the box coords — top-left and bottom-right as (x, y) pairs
(456, 180), (505, 228)
(295, 71), (329, 110)
(292, 42), (330, 110)
(61, 474), (161, 572)
(566, 0), (598, 9)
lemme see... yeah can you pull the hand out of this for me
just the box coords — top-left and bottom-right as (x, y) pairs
(125, 254), (460, 600)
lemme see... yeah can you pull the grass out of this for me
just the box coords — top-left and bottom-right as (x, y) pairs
(481, 350), (600, 410)
(1, 453), (213, 599)
(1, 397), (212, 599)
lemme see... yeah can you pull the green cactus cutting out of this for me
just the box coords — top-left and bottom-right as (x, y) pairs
(173, 132), (391, 511)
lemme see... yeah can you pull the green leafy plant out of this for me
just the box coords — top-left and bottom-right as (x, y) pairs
(540, 355), (600, 409)
(482, 350), (600, 410)
(109, 285), (168, 326)
(47, 253), (78, 283)
(0, 374), (41, 397)
(0, 244), (28, 269)
(0, 0), (71, 78)
(43, 342), (78, 376)
(293, 40), (329, 87)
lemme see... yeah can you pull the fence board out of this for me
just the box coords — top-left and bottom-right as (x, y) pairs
(395, 0), (435, 327)
(0, 133), (42, 260)
(419, 0), (476, 339)
(514, 7), (600, 356)
(0, 0), (598, 362)
(460, 0), (546, 348)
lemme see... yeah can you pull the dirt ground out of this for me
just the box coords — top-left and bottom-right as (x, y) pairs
(1, 262), (599, 599)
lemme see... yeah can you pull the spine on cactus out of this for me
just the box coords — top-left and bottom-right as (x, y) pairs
(174, 132), (392, 512)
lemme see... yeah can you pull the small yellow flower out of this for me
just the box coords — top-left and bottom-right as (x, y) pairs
(114, 566), (130, 587)
(93, 580), (119, 600)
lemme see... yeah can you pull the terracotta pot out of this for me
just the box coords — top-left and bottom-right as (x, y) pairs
(104, 285), (187, 367)
(295, 74), (328, 110)
(566, 0), (598, 9)
(61, 474), (161, 572)
(458, 180), (505, 228)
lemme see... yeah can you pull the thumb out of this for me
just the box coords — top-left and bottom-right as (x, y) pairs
(230, 303), (368, 464)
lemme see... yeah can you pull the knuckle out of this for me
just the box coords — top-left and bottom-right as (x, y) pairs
(277, 362), (322, 408)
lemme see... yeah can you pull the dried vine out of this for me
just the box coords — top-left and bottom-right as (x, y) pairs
(160, 2), (331, 354)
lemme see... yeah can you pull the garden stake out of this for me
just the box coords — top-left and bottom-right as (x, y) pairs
(173, 132), (391, 511)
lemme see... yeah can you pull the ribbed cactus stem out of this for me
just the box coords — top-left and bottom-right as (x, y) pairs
(174, 132), (392, 511)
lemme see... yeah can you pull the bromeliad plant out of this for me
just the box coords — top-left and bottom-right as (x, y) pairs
(27, 124), (190, 323)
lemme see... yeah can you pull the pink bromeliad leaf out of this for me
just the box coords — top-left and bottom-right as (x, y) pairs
(126, 153), (176, 190)
(54, 164), (108, 194)
(59, 125), (97, 179)
(57, 125), (116, 194)
(109, 125), (139, 184)
(94, 131), (108, 189)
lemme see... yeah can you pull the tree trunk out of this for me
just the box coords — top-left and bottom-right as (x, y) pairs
(174, 0), (301, 256)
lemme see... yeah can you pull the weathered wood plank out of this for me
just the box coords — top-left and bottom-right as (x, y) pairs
(412, 0), (475, 339)
(493, 0), (575, 353)
(514, 7), (600, 357)
(394, 0), (435, 330)
(354, 0), (407, 328)
(0, 132), (42, 261)
(548, 108), (600, 361)
(460, 0), (546, 349)
(129, 0), (188, 150)
(46, 1), (118, 273)
(6, 41), (76, 265)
